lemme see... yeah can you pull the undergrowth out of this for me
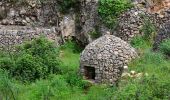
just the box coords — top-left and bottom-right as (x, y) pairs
(0, 36), (170, 99)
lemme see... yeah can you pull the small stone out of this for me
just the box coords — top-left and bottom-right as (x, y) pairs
(22, 20), (27, 24)
(121, 72), (130, 78)
(130, 70), (136, 75)
(25, 17), (31, 22)
(8, 8), (15, 17)
(20, 8), (26, 15)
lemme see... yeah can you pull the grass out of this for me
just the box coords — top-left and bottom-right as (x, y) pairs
(0, 37), (170, 99)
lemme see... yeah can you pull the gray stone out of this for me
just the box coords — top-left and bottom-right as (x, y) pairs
(80, 35), (137, 85)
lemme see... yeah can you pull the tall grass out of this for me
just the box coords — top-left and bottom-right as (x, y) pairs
(0, 37), (170, 99)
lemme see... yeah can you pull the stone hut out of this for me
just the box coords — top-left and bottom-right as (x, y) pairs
(80, 35), (137, 84)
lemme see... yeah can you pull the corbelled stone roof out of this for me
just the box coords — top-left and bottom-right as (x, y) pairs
(80, 35), (137, 84)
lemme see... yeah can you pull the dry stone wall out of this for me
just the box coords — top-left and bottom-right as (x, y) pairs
(0, 25), (62, 50)
(114, 6), (170, 42)
(153, 21), (170, 50)
(0, 0), (77, 49)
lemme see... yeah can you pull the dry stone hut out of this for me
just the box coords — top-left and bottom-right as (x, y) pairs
(80, 35), (137, 84)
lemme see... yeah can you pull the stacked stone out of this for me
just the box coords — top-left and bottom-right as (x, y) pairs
(80, 35), (137, 85)
(115, 7), (170, 42)
(0, 25), (61, 50)
(0, 0), (61, 26)
(153, 21), (170, 50)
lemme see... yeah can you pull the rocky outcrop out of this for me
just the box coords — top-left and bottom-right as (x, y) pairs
(77, 0), (109, 45)
(0, 0), (61, 26)
(80, 35), (137, 85)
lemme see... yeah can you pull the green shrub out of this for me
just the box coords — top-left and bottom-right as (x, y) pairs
(13, 54), (45, 82)
(98, 0), (132, 28)
(64, 71), (84, 87)
(88, 29), (102, 39)
(159, 39), (170, 56)
(130, 36), (150, 49)
(57, 0), (79, 13)
(140, 17), (156, 44)
(0, 69), (18, 100)
(0, 37), (61, 82)
(0, 57), (15, 71)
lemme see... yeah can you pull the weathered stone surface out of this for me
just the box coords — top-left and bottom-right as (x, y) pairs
(80, 35), (137, 85)
(76, 0), (109, 45)
(153, 21), (170, 50)
(114, 3), (170, 42)
(0, 25), (62, 50)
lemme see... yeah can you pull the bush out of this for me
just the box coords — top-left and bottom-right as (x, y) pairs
(88, 29), (102, 39)
(57, 0), (79, 13)
(159, 39), (170, 56)
(98, 0), (132, 28)
(0, 57), (15, 71)
(140, 17), (156, 44)
(130, 36), (150, 49)
(0, 37), (61, 82)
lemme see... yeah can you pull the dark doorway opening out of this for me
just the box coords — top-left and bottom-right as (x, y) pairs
(84, 66), (95, 80)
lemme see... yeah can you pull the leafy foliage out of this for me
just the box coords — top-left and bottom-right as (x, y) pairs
(140, 17), (156, 43)
(98, 0), (132, 28)
(88, 29), (102, 39)
(159, 39), (170, 56)
(0, 37), (61, 82)
(57, 0), (79, 13)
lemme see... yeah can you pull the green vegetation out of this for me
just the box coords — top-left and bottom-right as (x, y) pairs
(88, 29), (102, 39)
(140, 17), (156, 44)
(57, 0), (79, 13)
(98, 0), (132, 28)
(0, 36), (169, 99)
(159, 39), (170, 56)
(0, 37), (61, 82)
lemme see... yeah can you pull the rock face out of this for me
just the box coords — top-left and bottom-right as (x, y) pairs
(153, 21), (170, 50)
(80, 35), (137, 85)
(0, 0), (61, 26)
(77, 0), (109, 45)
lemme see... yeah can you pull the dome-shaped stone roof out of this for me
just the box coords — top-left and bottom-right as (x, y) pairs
(80, 35), (137, 84)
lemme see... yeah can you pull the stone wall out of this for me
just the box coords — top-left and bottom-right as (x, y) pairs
(0, 25), (62, 50)
(114, 6), (170, 42)
(153, 21), (170, 50)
